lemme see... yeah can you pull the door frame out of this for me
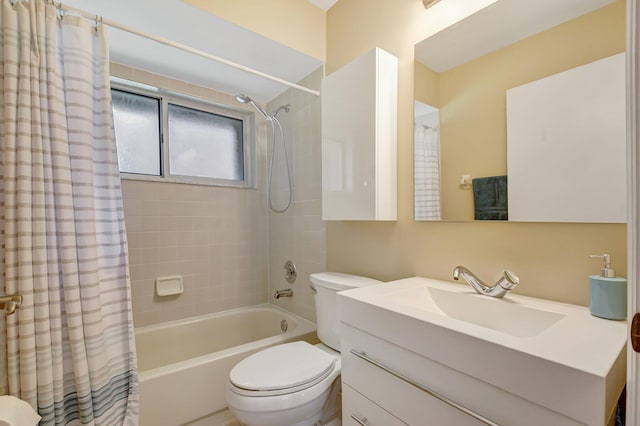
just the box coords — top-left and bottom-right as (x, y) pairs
(627, 0), (639, 423)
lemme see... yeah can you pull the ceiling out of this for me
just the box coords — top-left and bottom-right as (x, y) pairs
(307, 0), (340, 11)
(62, 0), (323, 104)
(415, 0), (615, 72)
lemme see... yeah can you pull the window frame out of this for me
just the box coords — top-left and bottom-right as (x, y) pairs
(111, 78), (256, 189)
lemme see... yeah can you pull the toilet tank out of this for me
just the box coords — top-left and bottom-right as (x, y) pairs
(310, 272), (382, 351)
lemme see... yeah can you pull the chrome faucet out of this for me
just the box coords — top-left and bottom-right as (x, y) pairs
(452, 266), (519, 298)
(274, 288), (293, 299)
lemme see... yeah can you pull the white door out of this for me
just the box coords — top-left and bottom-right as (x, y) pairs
(628, 0), (640, 424)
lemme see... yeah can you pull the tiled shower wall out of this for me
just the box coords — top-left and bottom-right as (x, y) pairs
(268, 68), (326, 321)
(112, 63), (270, 327)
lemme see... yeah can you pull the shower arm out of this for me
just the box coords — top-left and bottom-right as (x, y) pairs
(273, 104), (291, 118)
(236, 93), (293, 213)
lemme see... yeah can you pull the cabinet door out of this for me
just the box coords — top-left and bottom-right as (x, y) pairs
(343, 384), (407, 426)
(321, 47), (397, 221)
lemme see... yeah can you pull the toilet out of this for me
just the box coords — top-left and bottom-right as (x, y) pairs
(226, 272), (382, 426)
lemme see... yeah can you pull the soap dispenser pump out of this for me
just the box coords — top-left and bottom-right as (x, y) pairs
(588, 254), (626, 320)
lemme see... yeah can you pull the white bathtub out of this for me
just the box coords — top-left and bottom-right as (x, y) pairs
(136, 304), (317, 426)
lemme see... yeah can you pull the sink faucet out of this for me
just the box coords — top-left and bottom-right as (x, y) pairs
(452, 266), (520, 298)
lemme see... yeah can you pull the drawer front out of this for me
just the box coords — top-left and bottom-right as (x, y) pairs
(341, 324), (581, 426)
(343, 383), (407, 426)
(344, 351), (485, 425)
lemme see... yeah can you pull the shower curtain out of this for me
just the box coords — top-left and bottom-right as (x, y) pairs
(0, 1), (138, 424)
(414, 123), (442, 220)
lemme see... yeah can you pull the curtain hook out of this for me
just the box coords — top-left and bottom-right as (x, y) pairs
(54, 1), (64, 20)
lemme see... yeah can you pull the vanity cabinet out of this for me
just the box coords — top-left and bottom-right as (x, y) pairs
(340, 324), (581, 426)
(321, 47), (398, 221)
(337, 277), (626, 426)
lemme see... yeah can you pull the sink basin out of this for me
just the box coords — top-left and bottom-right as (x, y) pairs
(390, 285), (565, 338)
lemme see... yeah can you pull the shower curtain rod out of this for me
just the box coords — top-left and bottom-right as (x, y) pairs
(55, 2), (321, 97)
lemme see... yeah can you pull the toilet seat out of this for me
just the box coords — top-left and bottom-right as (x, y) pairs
(229, 341), (336, 397)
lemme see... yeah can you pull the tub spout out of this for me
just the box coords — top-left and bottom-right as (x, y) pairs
(274, 288), (293, 299)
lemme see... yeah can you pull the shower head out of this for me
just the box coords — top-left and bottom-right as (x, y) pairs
(236, 93), (271, 120)
(235, 93), (251, 103)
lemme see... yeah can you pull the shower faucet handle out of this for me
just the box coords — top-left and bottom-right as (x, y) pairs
(284, 260), (297, 283)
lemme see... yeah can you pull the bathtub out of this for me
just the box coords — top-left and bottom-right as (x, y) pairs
(136, 304), (317, 426)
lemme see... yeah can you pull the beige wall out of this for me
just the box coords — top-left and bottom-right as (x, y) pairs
(183, 0), (326, 61)
(326, 0), (627, 306)
(111, 63), (271, 327)
(267, 68), (325, 321)
(414, 61), (439, 108)
(432, 3), (624, 220)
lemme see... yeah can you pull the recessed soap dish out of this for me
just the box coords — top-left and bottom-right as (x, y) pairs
(156, 275), (184, 296)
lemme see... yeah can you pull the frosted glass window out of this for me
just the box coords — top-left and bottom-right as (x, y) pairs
(110, 79), (252, 187)
(111, 89), (161, 175)
(168, 103), (244, 181)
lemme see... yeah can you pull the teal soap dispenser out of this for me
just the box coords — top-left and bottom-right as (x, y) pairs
(588, 254), (627, 320)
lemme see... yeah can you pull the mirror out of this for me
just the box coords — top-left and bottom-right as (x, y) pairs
(413, 0), (626, 222)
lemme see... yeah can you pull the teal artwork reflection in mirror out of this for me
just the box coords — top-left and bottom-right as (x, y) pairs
(472, 176), (507, 221)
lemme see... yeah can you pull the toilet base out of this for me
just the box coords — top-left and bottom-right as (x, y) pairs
(228, 377), (342, 426)
(231, 392), (324, 426)
(318, 377), (342, 425)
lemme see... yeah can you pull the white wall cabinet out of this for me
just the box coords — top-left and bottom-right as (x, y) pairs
(321, 47), (398, 221)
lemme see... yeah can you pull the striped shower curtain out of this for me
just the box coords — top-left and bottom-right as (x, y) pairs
(414, 123), (442, 220)
(0, 1), (138, 424)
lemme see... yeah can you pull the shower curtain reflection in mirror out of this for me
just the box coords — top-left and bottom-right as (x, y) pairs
(414, 101), (442, 221)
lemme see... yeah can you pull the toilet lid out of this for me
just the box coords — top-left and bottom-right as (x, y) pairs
(229, 341), (336, 392)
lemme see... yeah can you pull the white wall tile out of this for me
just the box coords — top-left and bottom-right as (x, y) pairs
(267, 67), (325, 322)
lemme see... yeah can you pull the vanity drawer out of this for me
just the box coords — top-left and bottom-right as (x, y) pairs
(342, 383), (407, 426)
(340, 323), (582, 426)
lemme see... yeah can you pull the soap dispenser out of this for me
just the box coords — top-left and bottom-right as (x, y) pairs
(588, 254), (627, 320)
